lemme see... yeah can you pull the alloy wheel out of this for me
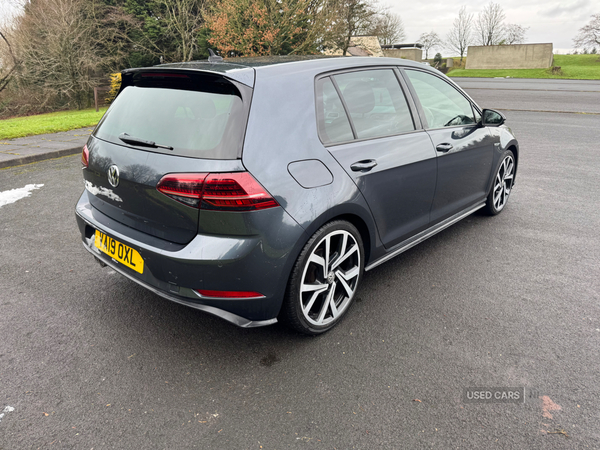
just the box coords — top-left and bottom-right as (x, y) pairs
(493, 155), (514, 212)
(299, 230), (361, 327)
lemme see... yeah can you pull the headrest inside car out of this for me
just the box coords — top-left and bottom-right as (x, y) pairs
(342, 82), (375, 115)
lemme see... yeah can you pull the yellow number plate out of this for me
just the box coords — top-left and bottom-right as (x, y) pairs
(94, 230), (144, 274)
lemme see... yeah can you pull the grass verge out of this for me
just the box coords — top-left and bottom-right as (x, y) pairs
(448, 55), (600, 79)
(0, 107), (108, 140)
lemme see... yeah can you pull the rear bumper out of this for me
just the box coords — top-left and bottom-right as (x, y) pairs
(80, 241), (276, 328)
(75, 190), (305, 326)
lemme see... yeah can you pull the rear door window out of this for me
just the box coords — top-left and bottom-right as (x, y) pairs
(334, 69), (415, 140)
(316, 78), (354, 145)
(316, 69), (415, 145)
(94, 72), (249, 159)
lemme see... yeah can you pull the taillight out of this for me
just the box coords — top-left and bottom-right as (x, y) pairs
(202, 173), (279, 211)
(81, 144), (89, 168)
(194, 289), (264, 299)
(157, 172), (279, 211)
(156, 173), (207, 208)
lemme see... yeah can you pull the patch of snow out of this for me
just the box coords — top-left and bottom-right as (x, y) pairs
(0, 406), (15, 424)
(0, 184), (43, 208)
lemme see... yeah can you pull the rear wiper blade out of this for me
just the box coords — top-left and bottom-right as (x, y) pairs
(118, 133), (173, 150)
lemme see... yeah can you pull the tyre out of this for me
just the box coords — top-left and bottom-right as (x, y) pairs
(282, 221), (364, 335)
(483, 150), (515, 216)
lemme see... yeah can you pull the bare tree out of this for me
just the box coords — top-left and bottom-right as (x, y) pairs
(324, 0), (379, 55)
(446, 6), (473, 62)
(0, 0), (25, 93)
(18, 0), (103, 108)
(502, 24), (528, 45)
(0, 30), (20, 94)
(475, 2), (505, 46)
(161, 0), (205, 62)
(369, 11), (405, 46)
(10, 0), (142, 110)
(573, 14), (600, 49)
(419, 31), (441, 59)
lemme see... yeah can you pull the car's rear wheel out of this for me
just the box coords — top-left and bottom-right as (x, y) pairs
(282, 221), (364, 335)
(483, 150), (515, 215)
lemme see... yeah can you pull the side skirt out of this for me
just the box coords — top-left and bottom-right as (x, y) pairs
(365, 202), (486, 272)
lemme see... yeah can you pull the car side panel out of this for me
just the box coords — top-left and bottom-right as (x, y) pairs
(426, 126), (495, 223)
(489, 125), (520, 175)
(240, 64), (383, 265)
(328, 132), (437, 249)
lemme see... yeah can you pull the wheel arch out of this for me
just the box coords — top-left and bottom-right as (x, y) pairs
(506, 142), (519, 181)
(331, 213), (373, 264)
(297, 204), (378, 267)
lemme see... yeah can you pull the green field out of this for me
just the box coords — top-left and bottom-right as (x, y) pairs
(448, 54), (600, 79)
(0, 107), (108, 140)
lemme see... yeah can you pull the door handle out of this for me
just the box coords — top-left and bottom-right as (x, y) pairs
(350, 159), (378, 172)
(436, 143), (453, 153)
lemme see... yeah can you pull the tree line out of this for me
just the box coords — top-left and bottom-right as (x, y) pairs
(0, 0), (405, 116)
(1, 0), (598, 118)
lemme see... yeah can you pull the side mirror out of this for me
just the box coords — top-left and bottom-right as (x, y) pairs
(482, 109), (506, 127)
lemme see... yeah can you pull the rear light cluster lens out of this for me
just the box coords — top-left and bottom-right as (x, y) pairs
(155, 174), (206, 208)
(81, 144), (89, 168)
(203, 173), (279, 211)
(156, 172), (279, 211)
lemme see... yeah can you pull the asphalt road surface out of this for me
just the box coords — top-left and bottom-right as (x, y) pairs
(1, 78), (599, 449)
(454, 77), (600, 114)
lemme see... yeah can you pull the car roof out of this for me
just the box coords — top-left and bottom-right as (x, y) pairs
(124, 56), (431, 88)
(163, 55), (339, 69)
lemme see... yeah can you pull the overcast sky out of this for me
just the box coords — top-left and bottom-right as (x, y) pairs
(393, 0), (597, 53)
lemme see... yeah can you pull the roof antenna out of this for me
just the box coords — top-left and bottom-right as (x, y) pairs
(208, 49), (223, 63)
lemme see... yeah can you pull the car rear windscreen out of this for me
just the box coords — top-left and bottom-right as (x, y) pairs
(94, 72), (249, 159)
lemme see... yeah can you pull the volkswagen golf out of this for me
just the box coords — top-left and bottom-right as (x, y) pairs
(75, 55), (519, 334)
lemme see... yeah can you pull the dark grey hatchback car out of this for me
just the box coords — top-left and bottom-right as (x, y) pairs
(76, 56), (518, 334)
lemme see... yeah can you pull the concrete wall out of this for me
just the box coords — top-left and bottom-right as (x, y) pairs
(465, 43), (554, 69)
(382, 48), (423, 62)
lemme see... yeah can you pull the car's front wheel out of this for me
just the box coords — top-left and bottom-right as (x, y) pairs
(282, 221), (364, 335)
(483, 150), (515, 215)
